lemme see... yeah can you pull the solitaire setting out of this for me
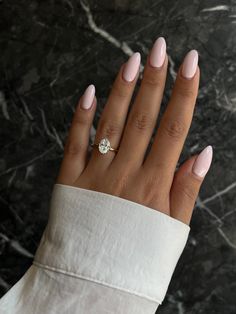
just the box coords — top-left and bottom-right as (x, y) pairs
(90, 137), (118, 154)
(98, 138), (111, 154)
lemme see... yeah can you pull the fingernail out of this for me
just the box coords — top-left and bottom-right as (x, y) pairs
(122, 52), (141, 82)
(80, 84), (95, 110)
(192, 145), (213, 178)
(181, 49), (198, 79)
(149, 37), (166, 68)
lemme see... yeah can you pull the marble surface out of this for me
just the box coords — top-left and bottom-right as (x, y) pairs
(0, 0), (236, 313)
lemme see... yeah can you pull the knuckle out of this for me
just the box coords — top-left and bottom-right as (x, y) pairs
(162, 119), (186, 139)
(143, 71), (163, 88)
(73, 112), (90, 125)
(142, 176), (162, 203)
(112, 176), (128, 195)
(109, 169), (131, 195)
(112, 81), (129, 99)
(129, 111), (153, 132)
(64, 138), (83, 156)
(98, 119), (121, 137)
(175, 180), (197, 202)
(176, 85), (195, 99)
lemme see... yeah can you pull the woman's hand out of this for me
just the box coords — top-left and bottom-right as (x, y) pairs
(56, 37), (213, 225)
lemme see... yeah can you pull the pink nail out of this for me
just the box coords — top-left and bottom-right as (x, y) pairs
(192, 145), (213, 178)
(149, 37), (166, 68)
(181, 50), (198, 79)
(80, 84), (95, 110)
(122, 52), (141, 82)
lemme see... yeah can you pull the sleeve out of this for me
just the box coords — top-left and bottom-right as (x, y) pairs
(0, 183), (190, 314)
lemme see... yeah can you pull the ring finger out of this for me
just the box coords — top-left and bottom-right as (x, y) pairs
(88, 52), (141, 171)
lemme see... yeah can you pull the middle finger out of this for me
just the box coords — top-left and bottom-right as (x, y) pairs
(144, 49), (200, 191)
(114, 37), (168, 168)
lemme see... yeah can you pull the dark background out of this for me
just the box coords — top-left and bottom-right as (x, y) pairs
(0, 0), (236, 313)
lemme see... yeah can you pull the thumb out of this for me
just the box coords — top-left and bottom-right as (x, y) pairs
(170, 145), (213, 225)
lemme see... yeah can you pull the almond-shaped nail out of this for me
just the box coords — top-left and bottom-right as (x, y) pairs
(122, 52), (141, 82)
(149, 37), (166, 68)
(80, 84), (95, 110)
(192, 145), (213, 178)
(181, 49), (198, 79)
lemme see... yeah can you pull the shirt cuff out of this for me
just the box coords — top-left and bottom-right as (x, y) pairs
(33, 183), (190, 305)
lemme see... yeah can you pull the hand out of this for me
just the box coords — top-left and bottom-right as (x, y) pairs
(56, 37), (213, 225)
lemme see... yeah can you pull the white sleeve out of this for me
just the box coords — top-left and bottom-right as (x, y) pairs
(0, 183), (190, 314)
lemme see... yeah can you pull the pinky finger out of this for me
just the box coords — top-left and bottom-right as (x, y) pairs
(170, 145), (213, 225)
(56, 84), (97, 185)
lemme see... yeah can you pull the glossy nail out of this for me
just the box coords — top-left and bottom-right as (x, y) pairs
(149, 37), (166, 68)
(80, 84), (95, 110)
(192, 145), (213, 178)
(181, 49), (198, 79)
(122, 52), (141, 82)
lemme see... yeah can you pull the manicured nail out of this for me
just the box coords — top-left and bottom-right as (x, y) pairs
(149, 37), (166, 68)
(80, 84), (95, 110)
(192, 145), (213, 178)
(181, 49), (198, 79)
(122, 52), (141, 82)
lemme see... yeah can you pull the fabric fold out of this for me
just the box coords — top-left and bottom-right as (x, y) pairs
(33, 183), (190, 304)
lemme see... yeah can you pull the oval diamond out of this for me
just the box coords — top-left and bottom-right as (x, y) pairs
(98, 138), (111, 154)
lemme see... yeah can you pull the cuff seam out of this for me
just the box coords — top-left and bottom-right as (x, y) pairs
(33, 260), (162, 305)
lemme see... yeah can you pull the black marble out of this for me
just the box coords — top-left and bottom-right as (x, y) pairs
(0, 0), (236, 313)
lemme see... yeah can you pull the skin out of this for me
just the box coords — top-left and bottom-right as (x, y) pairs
(56, 46), (204, 226)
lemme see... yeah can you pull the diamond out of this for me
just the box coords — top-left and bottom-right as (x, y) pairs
(98, 138), (111, 154)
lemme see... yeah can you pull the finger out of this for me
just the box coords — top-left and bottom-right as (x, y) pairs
(144, 50), (200, 191)
(170, 145), (213, 225)
(114, 37), (168, 169)
(88, 52), (141, 171)
(56, 85), (97, 185)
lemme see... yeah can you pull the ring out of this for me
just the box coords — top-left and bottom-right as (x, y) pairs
(90, 137), (118, 155)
